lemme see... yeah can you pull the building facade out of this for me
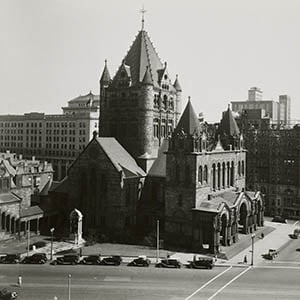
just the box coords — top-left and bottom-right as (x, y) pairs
(0, 152), (54, 241)
(99, 28), (182, 172)
(231, 87), (291, 126)
(0, 91), (99, 180)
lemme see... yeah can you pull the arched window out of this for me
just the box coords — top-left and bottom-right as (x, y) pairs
(204, 165), (208, 182)
(198, 166), (203, 184)
(241, 161), (245, 176)
(227, 162), (230, 187)
(222, 162), (225, 188)
(238, 161), (241, 176)
(217, 163), (221, 189)
(212, 164), (216, 190)
(230, 161), (235, 186)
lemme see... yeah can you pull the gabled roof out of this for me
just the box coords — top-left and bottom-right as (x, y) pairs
(174, 99), (202, 136)
(96, 137), (146, 178)
(100, 60), (111, 84)
(220, 106), (240, 136)
(112, 30), (164, 87)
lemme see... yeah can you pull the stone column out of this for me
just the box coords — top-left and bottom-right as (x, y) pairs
(227, 225), (232, 246)
(36, 218), (40, 235)
(8, 216), (11, 233)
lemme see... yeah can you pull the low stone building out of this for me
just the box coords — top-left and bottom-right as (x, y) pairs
(50, 133), (146, 240)
(0, 152), (54, 240)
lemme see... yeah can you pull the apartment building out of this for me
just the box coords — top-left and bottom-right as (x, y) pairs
(0, 91), (99, 180)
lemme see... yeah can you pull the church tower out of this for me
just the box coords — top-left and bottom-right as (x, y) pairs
(98, 20), (182, 172)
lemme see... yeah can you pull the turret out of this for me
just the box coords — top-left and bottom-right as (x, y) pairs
(99, 59), (111, 136)
(173, 75), (182, 125)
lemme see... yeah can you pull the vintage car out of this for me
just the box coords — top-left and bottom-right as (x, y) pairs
(262, 249), (278, 260)
(187, 257), (215, 269)
(271, 216), (287, 224)
(0, 288), (18, 299)
(0, 254), (21, 264)
(127, 255), (151, 267)
(21, 253), (47, 264)
(155, 258), (181, 268)
(81, 255), (102, 265)
(100, 255), (122, 266)
(51, 254), (80, 265)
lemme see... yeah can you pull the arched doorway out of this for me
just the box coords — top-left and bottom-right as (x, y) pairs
(239, 202), (248, 234)
(220, 213), (228, 246)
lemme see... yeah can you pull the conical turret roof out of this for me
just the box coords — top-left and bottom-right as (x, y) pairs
(142, 66), (153, 85)
(173, 75), (182, 91)
(100, 60), (111, 84)
(220, 105), (240, 136)
(174, 98), (201, 135)
(112, 30), (164, 87)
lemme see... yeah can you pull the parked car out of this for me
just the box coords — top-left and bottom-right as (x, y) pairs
(100, 255), (122, 266)
(187, 257), (215, 269)
(290, 228), (300, 239)
(22, 253), (47, 264)
(155, 258), (181, 268)
(0, 288), (18, 299)
(29, 241), (47, 250)
(81, 255), (102, 265)
(51, 254), (80, 265)
(127, 256), (151, 267)
(272, 216), (287, 224)
(262, 249), (278, 260)
(0, 254), (21, 264)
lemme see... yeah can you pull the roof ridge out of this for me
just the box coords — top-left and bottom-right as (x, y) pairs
(143, 31), (154, 83)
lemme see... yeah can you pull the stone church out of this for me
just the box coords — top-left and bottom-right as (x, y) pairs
(51, 23), (264, 253)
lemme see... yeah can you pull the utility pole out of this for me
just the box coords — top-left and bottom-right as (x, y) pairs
(156, 220), (159, 263)
(251, 233), (255, 266)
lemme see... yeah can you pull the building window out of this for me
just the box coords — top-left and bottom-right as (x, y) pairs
(198, 166), (203, 184)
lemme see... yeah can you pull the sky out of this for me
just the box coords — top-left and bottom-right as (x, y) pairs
(1, 0), (300, 122)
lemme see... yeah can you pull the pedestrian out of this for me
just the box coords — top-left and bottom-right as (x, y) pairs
(261, 232), (264, 239)
(17, 275), (22, 287)
(243, 255), (247, 264)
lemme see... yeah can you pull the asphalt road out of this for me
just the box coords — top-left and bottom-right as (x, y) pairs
(1, 264), (300, 300)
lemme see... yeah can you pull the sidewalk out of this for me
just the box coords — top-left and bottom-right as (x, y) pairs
(224, 220), (298, 266)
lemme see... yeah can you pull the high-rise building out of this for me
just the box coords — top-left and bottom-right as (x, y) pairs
(231, 87), (291, 126)
(0, 91), (99, 180)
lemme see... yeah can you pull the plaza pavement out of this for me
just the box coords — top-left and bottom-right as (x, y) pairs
(0, 220), (298, 266)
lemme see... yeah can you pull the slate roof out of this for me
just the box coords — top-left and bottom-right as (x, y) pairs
(96, 137), (146, 178)
(148, 139), (168, 177)
(174, 99), (202, 135)
(220, 106), (240, 136)
(142, 66), (153, 85)
(112, 30), (164, 88)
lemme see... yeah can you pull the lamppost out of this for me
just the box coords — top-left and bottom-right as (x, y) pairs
(27, 221), (30, 257)
(50, 228), (55, 261)
(156, 220), (160, 263)
(68, 274), (71, 300)
(251, 233), (255, 266)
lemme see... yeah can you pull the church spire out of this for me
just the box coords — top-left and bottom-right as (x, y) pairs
(140, 5), (147, 30)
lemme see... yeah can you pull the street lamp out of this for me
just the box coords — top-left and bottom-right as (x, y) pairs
(251, 233), (255, 266)
(50, 228), (55, 261)
(68, 274), (71, 300)
(156, 220), (160, 263)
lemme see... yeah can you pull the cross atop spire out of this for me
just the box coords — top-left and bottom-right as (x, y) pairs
(140, 5), (147, 30)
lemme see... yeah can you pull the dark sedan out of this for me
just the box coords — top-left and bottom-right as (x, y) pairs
(187, 257), (215, 269)
(81, 255), (102, 265)
(127, 256), (151, 267)
(0, 254), (21, 264)
(0, 288), (18, 299)
(51, 254), (80, 265)
(22, 253), (47, 264)
(100, 255), (122, 266)
(155, 258), (181, 268)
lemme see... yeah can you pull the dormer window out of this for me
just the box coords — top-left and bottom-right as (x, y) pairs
(164, 74), (168, 80)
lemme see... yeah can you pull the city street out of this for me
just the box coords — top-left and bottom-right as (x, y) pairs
(1, 263), (300, 299)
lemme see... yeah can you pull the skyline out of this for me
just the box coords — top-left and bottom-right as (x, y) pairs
(1, 0), (300, 122)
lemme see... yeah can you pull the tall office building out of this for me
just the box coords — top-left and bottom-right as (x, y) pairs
(0, 91), (99, 180)
(231, 87), (291, 126)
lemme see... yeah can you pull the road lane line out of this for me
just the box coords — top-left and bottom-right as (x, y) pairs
(184, 266), (232, 300)
(207, 266), (251, 300)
